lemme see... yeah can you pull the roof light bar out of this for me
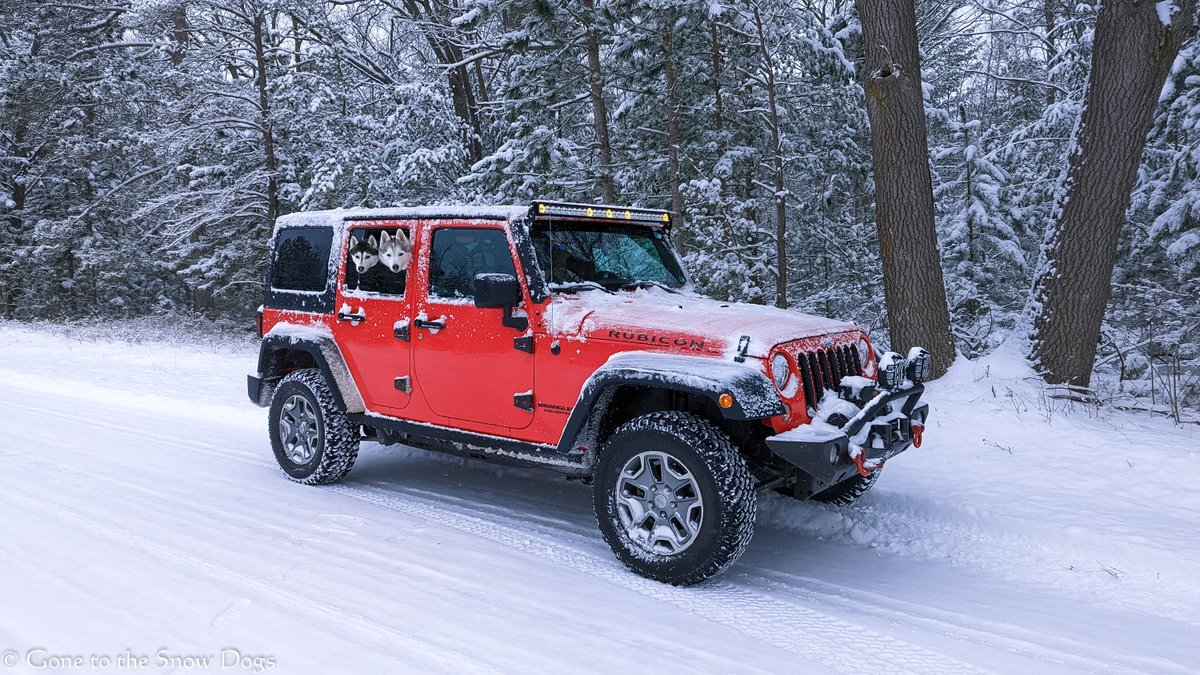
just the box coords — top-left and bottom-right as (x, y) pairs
(531, 200), (671, 225)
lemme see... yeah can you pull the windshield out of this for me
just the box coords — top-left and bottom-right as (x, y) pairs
(531, 221), (687, 291)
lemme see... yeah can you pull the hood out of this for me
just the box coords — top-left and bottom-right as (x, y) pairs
(542, 287), (859, 358)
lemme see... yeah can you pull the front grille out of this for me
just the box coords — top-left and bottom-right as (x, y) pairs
(797, 344), (863, 410)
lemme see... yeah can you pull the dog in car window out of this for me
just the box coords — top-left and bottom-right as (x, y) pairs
(349, 234), (379, 274)
(378, 230), (411, 274)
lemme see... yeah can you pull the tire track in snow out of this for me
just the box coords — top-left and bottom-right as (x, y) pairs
(8, 394), (985, 674)
(744, 570), (1186, 675)
(330, 486), (990, 675)
(11, 393), (1164, 674)
(22, 381), (1176, 674)
(0, 486), (501, 675)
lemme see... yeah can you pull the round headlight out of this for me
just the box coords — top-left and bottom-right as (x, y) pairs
(905, 347), (931, 383)
(770, 353), (791, 389)
(878, 351), (905, 389)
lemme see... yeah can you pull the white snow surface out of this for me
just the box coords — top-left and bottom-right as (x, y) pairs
(1, 325), (1198, 673)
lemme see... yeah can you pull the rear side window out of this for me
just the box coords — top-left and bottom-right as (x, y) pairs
(271, 227), (333, 292)
(428, 228), (517, 299)
(344, 227), (411, 296)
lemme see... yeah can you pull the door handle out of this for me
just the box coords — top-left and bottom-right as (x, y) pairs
(414, 317), (445, 330)
(337, 309), (366, 323)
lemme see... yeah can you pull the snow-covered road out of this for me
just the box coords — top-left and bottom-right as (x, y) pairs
(1, 323), (1197, 674)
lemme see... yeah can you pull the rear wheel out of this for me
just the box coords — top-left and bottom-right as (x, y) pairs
(593, 411), (756, 585)
(269, 369), (359, 485)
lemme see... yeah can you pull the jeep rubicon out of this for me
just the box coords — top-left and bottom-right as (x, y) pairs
(248, 201), (930, 585)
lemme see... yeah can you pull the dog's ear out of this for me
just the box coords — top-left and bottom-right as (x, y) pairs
(380, 230), (391, 245)
(396, 229), (410, 247)
(368, 235), (378, 248)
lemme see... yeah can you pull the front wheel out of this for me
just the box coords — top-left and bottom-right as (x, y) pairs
(593, 411), (756, 585)
(268, 369), (359, 485)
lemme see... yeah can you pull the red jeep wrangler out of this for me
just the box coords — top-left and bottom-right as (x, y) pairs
(248, 201), (930, 585)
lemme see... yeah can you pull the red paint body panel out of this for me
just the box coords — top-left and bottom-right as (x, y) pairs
(331, 220), (415, 415)
(262, 213), (877, 449)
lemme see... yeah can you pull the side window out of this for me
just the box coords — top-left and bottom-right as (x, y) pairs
(429, 228), (517, 299)
(271, 227), (333, 292)
(344, 227), (411, 296)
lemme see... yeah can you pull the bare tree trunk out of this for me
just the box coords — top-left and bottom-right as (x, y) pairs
(959, 106), (976, 264)
(582, 0), (615, 203)
(710, 19), (724, 134)
(1042, 0), (1058, 107)
(448, 63), (483, 163)
(856, 0), (956, 377)
(750, 5), (788, 309)
(663, 20), (685, 252)
(1029, 0), (1196, 388)
(171, 5), (189, 67)
(251, 10), (279, 225)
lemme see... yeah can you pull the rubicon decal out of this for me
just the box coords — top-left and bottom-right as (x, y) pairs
(606, 330), (705, 350)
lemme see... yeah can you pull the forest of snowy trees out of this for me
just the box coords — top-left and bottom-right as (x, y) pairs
(1, 0), (1197, 414)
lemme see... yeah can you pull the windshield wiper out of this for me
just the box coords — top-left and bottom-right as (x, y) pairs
(616, 280), (681, 294)
(548, 281), (616, 294)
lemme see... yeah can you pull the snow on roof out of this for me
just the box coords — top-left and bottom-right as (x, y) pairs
(274, 205), (529, 232)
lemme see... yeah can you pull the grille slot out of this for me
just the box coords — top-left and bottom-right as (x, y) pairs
(797, 344), (862, 410)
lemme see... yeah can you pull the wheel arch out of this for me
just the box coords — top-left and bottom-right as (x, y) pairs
(250, 333), (366, 413)
(556, 352), (785, 459)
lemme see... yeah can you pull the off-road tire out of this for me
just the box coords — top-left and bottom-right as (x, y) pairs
(811, 470), (880, 506)
(593, 411), (756, 586)
(269, 369), (359, 485)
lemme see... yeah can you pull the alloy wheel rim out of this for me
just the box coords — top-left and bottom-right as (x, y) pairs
(615, 450), (704, 555)
(279, 394), (320, 465)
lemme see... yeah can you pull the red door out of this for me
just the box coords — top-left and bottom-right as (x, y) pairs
(412, 222), (535, 429)
(332, 220), (414, 415)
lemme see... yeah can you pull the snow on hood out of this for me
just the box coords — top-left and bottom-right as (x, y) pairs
(544, 287), (858, 357)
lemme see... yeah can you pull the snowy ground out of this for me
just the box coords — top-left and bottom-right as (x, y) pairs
(1, 322), (1198, 674)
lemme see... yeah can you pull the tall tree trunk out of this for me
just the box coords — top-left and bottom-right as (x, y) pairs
(1042, 0), (1059, 107)
(663, 20), (685, 252)
(959, 106), (976, 264)
(582, 0), (615, 203)
(449, 64), (483, 163)
(252, 10), (279, 225)
(170, 5), (189, 67)
(710, 19), (725, 135)
(1029, 0), (1196, 388)
(751, 5), (788, 309)
(856, 0), (956, 377)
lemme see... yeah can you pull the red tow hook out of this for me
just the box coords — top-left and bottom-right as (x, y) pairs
(911, 424), (924, 448)
(852, 451), (879, 478)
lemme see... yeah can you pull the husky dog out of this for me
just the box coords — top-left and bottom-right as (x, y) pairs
(378, 229), (412, 274)
(349, 235), (379, 274)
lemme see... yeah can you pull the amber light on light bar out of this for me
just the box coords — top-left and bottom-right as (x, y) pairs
(532, 201), (671, 225)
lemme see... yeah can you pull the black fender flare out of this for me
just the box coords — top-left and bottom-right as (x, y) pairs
(248, 331), (366, 413)
(555, 352), (785, 454)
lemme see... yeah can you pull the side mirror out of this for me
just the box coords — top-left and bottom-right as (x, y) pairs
(474, 273), (520, 309)
(473, 273), (528, 332)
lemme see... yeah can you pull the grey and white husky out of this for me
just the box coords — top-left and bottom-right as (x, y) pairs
(349, 235), (379, 274)
(378, 230), (412, 273)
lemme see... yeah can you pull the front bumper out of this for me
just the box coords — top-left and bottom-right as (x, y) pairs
(765, 384), (928, 486)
